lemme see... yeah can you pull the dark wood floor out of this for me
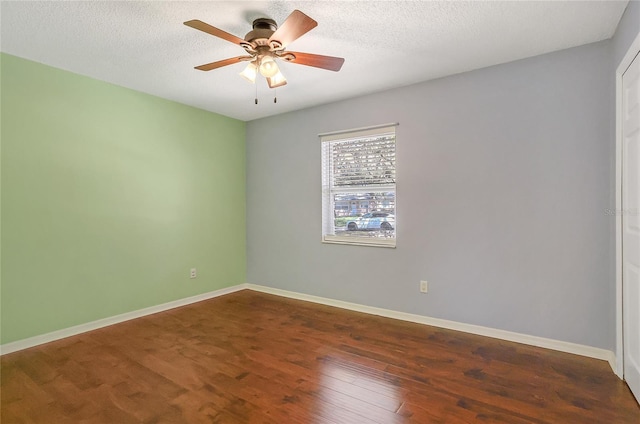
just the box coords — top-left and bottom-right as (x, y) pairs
(1, 290), (638, 423)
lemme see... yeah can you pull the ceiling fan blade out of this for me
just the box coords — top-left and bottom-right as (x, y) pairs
(184, 19), (247, 46)
(195, 56), (252, 71)
(285, 52), (345, 72)
(268, 10), (317, 48)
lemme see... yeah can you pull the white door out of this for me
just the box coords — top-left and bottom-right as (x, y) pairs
(622, 51), (640, 403)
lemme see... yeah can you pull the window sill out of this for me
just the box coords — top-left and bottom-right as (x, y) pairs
(322, 235), (396, 248)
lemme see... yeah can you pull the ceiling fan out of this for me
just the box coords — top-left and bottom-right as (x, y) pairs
(184, 10), (345, 89)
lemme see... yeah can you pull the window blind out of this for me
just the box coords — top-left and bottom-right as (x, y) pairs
(320, 124), (397, 247)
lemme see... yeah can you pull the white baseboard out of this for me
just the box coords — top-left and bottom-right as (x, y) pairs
(1, 282), (617, 376)
(0, 284), (249, 355)
(247, 284), (616, 369)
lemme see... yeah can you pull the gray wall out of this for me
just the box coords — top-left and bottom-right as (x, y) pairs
(613, 0), (639, 66)
(247, 39), (615, 350)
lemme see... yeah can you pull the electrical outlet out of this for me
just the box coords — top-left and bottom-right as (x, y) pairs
(190, 268), (197, 279)
(420, 280), (428, 293)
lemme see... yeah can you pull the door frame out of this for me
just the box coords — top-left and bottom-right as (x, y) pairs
(615, 31), (640, 379)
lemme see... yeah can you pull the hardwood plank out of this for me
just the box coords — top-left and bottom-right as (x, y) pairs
(1, 290), (638, 423)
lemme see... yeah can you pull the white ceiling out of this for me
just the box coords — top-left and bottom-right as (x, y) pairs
(0, 1), (629, 122)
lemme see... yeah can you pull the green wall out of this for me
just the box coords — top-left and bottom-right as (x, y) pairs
(0, 53), (246, 344)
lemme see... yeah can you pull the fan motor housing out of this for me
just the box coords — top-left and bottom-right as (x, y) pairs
(245, 18), (277, 46)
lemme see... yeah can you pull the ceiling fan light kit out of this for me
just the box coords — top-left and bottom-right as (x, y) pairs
(267, 72), (287, 89)
(258, 55), (279, 78)
(239, 61), (257, 83)
(184, 10), (344, 101)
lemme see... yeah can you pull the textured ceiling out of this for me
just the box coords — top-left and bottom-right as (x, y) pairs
(0, 1), (630, 121)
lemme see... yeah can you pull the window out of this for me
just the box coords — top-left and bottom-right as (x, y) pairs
(321, 124), (397, 247)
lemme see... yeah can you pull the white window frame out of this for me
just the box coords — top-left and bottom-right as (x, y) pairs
(320, 123), (398, 248)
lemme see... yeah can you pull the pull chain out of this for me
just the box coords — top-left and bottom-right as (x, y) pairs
(254, 82), (258, 105)
(252, 81), (280, 105)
